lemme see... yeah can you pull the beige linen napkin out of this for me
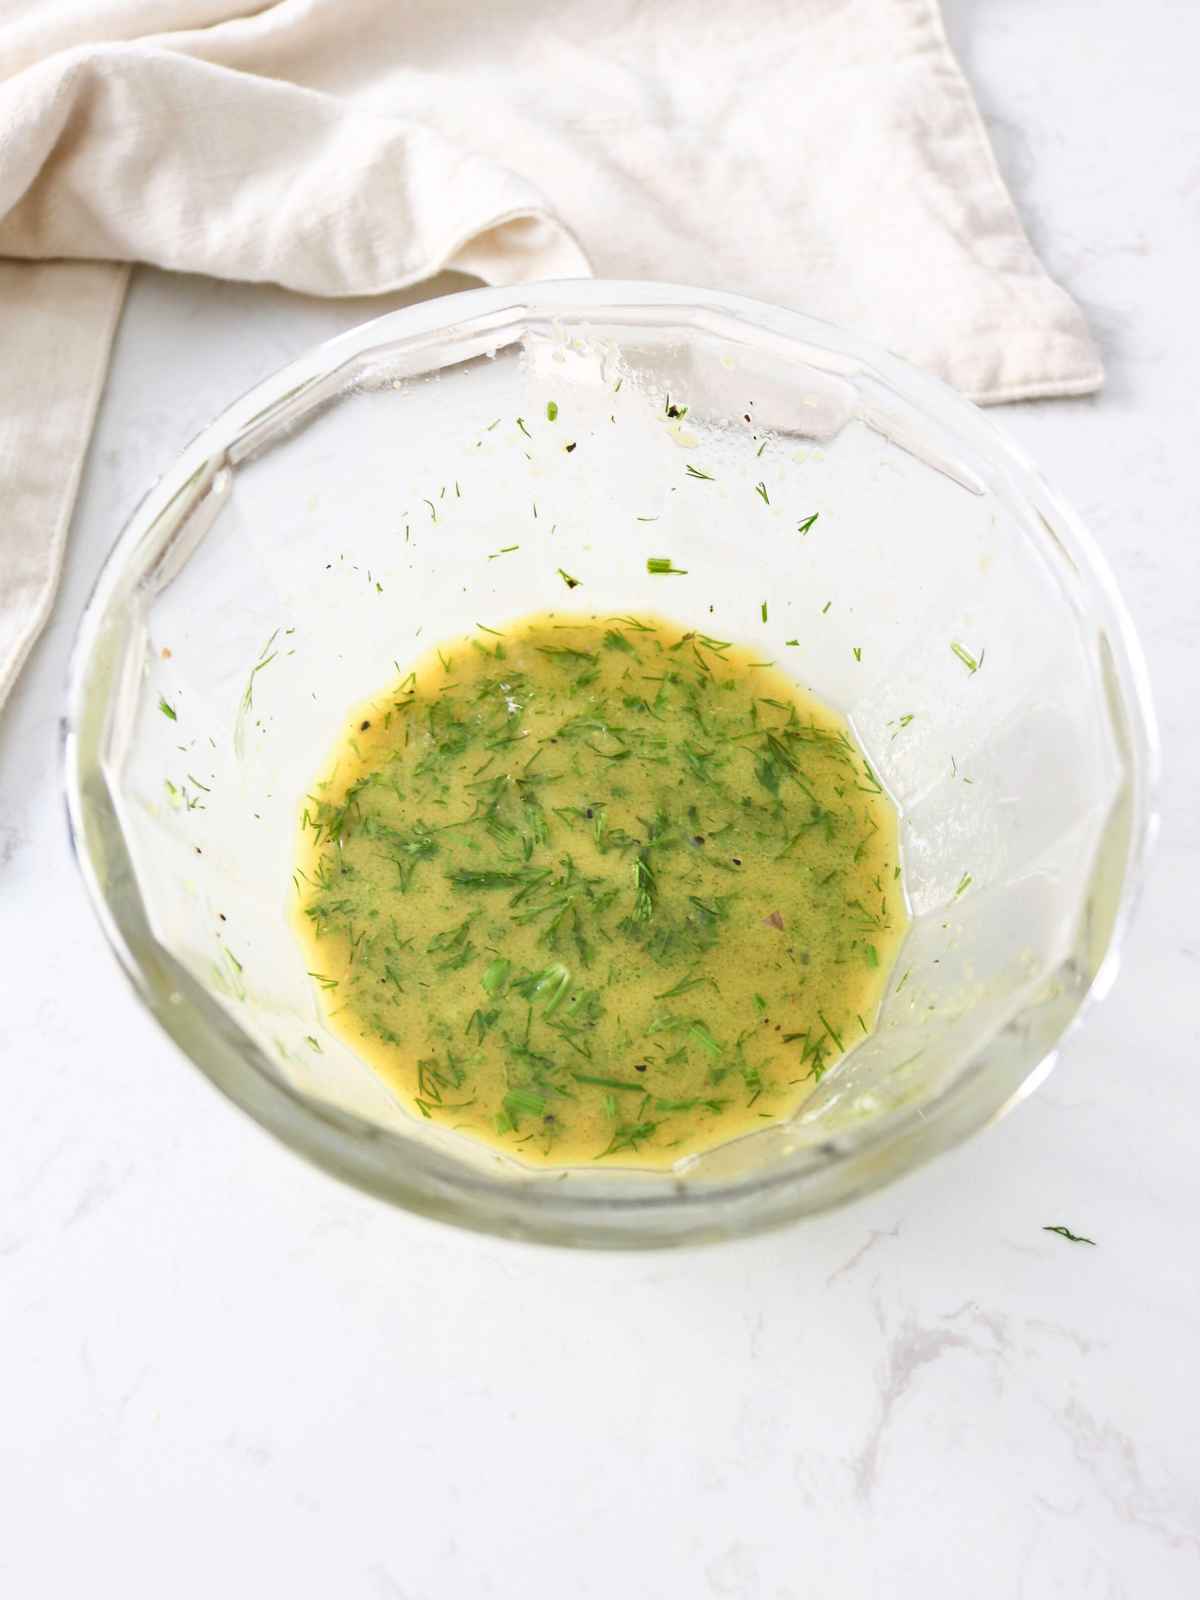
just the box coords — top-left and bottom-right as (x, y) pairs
(0, 0), (1102, 710)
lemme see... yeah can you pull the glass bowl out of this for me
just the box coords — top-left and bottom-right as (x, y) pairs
(63, 280), (1157, 1248)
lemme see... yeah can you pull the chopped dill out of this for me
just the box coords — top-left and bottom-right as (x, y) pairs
(951, 641), (980, 674)
(685, 465), (714, 481)
(597, 1121), (658, 1158)
(1044, 1225), (1096, 1245)
(632, 852), (656, 920)
(647, 557), (687, 575)
(557, 568), (582, 589)
(158, 697), (176, 720)
(574, 1072), (644, 1093)
(293, 612), (905, 1167)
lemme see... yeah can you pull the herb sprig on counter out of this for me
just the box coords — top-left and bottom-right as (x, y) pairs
(1044, 1225), (1096, 1245)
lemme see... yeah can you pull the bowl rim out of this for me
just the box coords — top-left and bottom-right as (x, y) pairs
(61, 277), (1160, 1247)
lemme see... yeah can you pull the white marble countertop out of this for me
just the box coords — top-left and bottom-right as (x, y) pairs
(3, 4), (1198, 1595)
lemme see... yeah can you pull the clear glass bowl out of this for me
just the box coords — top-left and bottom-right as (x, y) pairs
(63, 281), (1157, 1247)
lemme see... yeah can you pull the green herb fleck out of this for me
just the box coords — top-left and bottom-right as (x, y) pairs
(546, 400), (558, 421)
(235, 630), (281, 751)
(797, 513), (820, 535)
(951, 641), (980, 674)
(481, 957), (511, 996)
(557, 568), (582, 590)
(685, 465), (714, 481)
(633, 852), (656, 921)
(654, 973), (712, 1001)
(1044, 1225), (1096, 1245)
(597, 1121), (658, 1158)
(754, 481), (770, 505)
(503, 1086), (547, 1126)
(158, 696), (177, 721)
(512, 962), (572, 1017)
(602, 628), (635, 655)
(574, 1073), (645, 1093)
(817, 1009), (844, 1052)
(647, 557), (687, 575)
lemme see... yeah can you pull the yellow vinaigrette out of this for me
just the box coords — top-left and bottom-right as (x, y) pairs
(294, 614), (906, 1169)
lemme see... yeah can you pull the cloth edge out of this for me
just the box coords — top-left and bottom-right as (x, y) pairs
(0, 260), (130, 710)
(915, 0), (1105, 403)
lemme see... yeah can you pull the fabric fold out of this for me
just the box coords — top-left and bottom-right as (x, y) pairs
(0, 46), (589, 290)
